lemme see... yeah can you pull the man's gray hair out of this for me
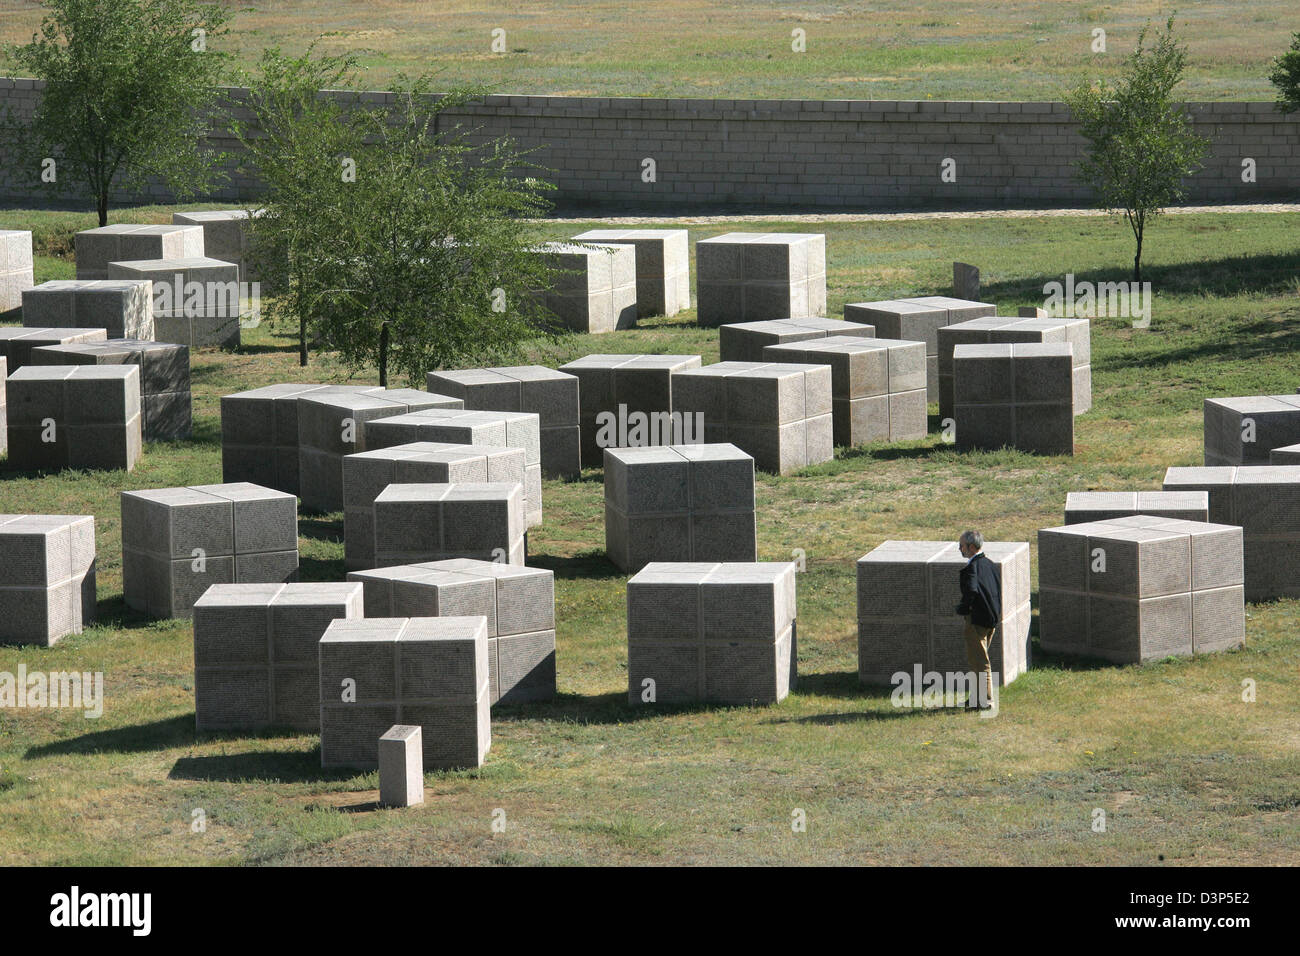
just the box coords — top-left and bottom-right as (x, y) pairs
(960, 530), (984, 550)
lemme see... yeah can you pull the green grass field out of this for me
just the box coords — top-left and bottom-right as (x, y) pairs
(0, 204), (1297, 865)
(2, 0), (1296, 101)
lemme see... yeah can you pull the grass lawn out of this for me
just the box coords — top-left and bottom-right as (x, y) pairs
(1, 0), (1296, 101)
(0, 203), (1298, 865)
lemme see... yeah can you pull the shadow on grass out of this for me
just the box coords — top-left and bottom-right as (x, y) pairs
(835, 442), (944, 464)
(298, 516), (343, 544)
(24, 714), (197, 757)
(168, 747), (361, 784)
(763, 708), (932, 725)
(298, 555), (346, 582)
(526, 550), (625, 581)
(491, 690), (745, 724)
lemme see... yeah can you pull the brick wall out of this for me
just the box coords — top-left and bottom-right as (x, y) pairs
(2, 77), (1297, 211)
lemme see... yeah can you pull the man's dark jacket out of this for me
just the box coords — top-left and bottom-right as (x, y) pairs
(957, 552), (1002, 628)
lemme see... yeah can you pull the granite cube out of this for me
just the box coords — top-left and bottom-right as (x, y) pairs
(855, 541), (1031, 688)
(604, 443), (756, 572)
(627, 561), (798, 705)
(172, 209), (259, 281)
(696, 232), (827, 326)
(318, 616), (491, 770)
(75, 224), (205, 279)
(1064, 491), (1210, 525)
(843, 299), (950, 402)
(572, 229), (690, 317)
(1203, 395), (1300, 466)
(372, 482), (526, 568)
(0, 514), (96, 646)
(121, 482), (299, 619)
(193, 581), (363, 731)
(22, 280), (153, 339)
(953, 343), (1075, 455)
(7, 364), (141, 471)
(1, 230), (35, 315)
(1038, 515), (1245, 662)
(533, 241), (638, 332)
(106, 256), (243, 348)
(763, 335), (927, 446)
(719, 316), (876, 363)
(0, 327), (108, 370)
(671, 361), (833, 474)
(349, 557), (555, 705)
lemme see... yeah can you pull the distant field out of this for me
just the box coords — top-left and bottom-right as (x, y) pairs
(0, 203), (1298, 865)
(1, 0), (1295, 101)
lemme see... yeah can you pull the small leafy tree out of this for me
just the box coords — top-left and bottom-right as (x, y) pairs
(236, 51), (562, 384)
(1268, 32), (1300, 114)
(8, 0), (231, 226)
(1065, 15), (1209, 282)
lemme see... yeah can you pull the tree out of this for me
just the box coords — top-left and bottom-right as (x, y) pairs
(235, 51), (563, 384)
(1268, 33), (1300, 114)
(8, 0), (231, 226)
(1065, 15), (1209, 282)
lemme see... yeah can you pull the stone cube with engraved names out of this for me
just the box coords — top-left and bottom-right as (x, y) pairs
(952, 343), (1075, 455)
(627, 561), (797, 706)
(343, 441), (527, 571)
(193, 582), (363, 731)
(1038, 515), (1245, 663)
(121, 482), (299, 619)
(172, 209), (259, 281)
(0, 327), (107, 371)
(1064, 491), (1210, 525)
(1203, 395), (1300, 466)
(1271, 444), (1300, 465)
(1, 229), (35, 315)
(1163, 465), (1300, 601)
(0, 514), (96, 647)
(604, 444), (756, 572)
(670, 361), (833, 474)
(696, 232), (826, 326)
(107, 256), (243, 348)
(719, 316), (876, 363)
(349, 558), (556, 706)
(855, 540), (1031, 687)
(426, 365), (580, 478)
(843, 299), (961, 403)
(364, 408), (542, 527)
(318, 616), (491, 770)
(74, 223), (205, 280)
(22, 280), (153, 340)
(533, 241), (637, 332)
(558, 353), (702, 466)
(763, 335), (927, 446)
(6, 364), (141, 471)
(372, 482), (526, 568)
(32, 339), (190, 441)
(572, 229), (690, 318)
(295, 388), (463, 514)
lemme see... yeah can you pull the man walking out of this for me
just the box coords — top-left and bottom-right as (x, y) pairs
(956, 530), (1000, 710)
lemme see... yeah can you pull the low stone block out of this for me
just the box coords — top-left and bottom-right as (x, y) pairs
(75, 224), (204, 280)
(696, 232), (827, 326)
(7, 364), (141, 471)
(627, 561), (798, 705)
(0, 514), (96, 647)
(1, 230), (35, 315)
(342, 441), (527, 570)
(671, 361), (833, 474)
(426, 365), (580, 477)
(193, 581), (363, 731)
(719, 317), (876, 363)
(372, 483), (526, 568)
(21, 279), (153, 339)
(763, 335), (928, 446)
(953, 262), (980, 300)
(106, 256), (243, 348)
(557, 353), (703, 465)
(1163, 465), (1300, 601)
(1038, 514), (1245, 662)
(295, 389), (464, 514)
(318, 616), (491, 770)
(1064, 491), (1210, 524)
(856, 540), (1031, 688)
(31, 339), (190, 441)
(604, 443), (756, 572)
(121, 482), (299, 619)
(1203, 395), (1300, 466)
(937, 315), (1091, 419)
(349, 557), (556, 705)
(379, 725), (424, 807)
(533, 241), (638, 332)
(572, 229), (690, 317)
(953, 343), (1075, 455)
